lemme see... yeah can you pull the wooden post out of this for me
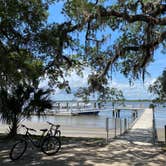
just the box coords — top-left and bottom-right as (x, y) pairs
(165, 125), (166, 144)
(58, 103), (60, 109)
(152, 107), (156, 144)
(115, 118), (117, 137)
(117, 110), (120, 117)
(124, 118), (127, 132)
(116, 111), (118, 118)
(106, 117), (109, 143)
(132, 112), (135, 120)
(136, 111), (138, 118)
(112, 110), (115, 117)
(98, 102), (101, 109)
(120, 119), (122, 135)
(128, 118), (130, 129)
(77, 102), (79, 108)
(66, 102), (69, 111)
(94, 102), (96, 108)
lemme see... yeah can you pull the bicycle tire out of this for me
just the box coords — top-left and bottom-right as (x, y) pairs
(9, 139), (27, 161)
(41, 136), (61, 155)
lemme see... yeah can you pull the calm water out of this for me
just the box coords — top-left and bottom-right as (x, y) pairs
(1, 101), (165, 130)
(29, 101), (146, 129)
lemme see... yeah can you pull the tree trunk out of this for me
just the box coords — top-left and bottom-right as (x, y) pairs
(9, 114), (19, 137)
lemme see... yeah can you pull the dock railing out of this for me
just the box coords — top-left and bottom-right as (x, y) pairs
(105, 115), (137, 142)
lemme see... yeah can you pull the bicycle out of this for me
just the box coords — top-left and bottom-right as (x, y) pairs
(46, 121), (61, 137)
(9, 123), (61, 161)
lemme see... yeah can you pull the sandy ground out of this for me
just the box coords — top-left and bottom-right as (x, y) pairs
(0, 130), (166, 166)
(0, 121), (119, 139)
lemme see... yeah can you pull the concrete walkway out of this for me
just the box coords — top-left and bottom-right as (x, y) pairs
(121, 108), (154, 145)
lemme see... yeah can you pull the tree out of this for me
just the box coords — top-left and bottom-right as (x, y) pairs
(40, 0), (165, 99)
(0, 46), (53, 136)
(46, 0), (166, 90)
(149, 69), (166, 102)
(1, 0), (166, 135)
(0, 0), (55, 136)
(0, 85), (52, 137)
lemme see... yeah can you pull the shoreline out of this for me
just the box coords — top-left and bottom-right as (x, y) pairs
(0, 121), (118, 139)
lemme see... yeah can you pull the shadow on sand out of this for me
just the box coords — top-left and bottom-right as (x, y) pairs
(0, 133), (166, 166)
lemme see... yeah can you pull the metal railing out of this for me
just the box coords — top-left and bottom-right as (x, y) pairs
(105, 115), (137, 143)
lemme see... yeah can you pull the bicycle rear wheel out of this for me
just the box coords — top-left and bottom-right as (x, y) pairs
(9, 139), (27, 161)
(41, 136), (61, 155)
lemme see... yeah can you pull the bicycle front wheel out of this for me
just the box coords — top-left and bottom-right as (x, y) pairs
(9, 139), (27, 161)
(41, 136), (61, 155)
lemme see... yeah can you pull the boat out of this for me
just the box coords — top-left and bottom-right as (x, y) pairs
(51, 101), (101, 116)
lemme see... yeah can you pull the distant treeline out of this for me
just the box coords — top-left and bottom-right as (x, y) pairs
(53, 99), (155, 103)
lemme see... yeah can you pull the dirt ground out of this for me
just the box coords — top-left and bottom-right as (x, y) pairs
(0, 134), (166, 166)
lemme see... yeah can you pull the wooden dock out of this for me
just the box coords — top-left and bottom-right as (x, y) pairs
(132, 108), (153, 129)
(122, 108), (154, 145)
(0, 108), (155, 141)
(115, 107), (144, 111)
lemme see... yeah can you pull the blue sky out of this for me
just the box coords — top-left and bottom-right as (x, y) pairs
(44, 2), (166, 100)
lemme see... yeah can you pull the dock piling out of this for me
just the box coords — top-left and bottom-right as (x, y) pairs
(120, 119), (122, 135)
(106, 117), (109, 143)
(115, 118), (117, 137)
(165, 125), (166, 144)
(124, 118), (127, 132)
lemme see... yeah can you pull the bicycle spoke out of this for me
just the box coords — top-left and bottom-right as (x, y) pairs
(41, 136), (61, 155)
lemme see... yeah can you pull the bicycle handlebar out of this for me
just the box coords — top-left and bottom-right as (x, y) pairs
(47, 121), (60, 129)
(21, 124), (37, 132)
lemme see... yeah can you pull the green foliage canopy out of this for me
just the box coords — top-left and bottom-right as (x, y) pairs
(149, 69), (166, 102)
(1, 0), (166, 102)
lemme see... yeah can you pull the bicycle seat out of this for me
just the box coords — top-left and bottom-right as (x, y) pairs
(40, 129), (48, 132)
(55, 125), (60, 128)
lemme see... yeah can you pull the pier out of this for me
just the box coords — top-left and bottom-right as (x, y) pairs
(36, 102), (146, 116)
(122, 108), (154, 144)
(40, 101), (102, 116)
(0, 108), (154, 141)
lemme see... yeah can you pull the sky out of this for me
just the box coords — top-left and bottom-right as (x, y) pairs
(43, 1), (166, 101)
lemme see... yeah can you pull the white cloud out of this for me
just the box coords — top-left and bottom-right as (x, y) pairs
(38, 69), (157, 100)
(66, 68), (90, 88)
(107, 76), (158, 100)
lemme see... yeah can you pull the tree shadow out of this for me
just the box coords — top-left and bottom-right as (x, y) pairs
(0, 134), (166, 166)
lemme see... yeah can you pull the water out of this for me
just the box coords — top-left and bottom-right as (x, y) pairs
(1, 101), (165, 130)
(29, 101), (145, 129)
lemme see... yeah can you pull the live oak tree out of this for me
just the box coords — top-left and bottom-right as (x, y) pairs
(1, 0), (166, 135)
(0, 0), (54, 136)
(149, 69), (166, 103)
(60, 0), (166, 81)
(52, 0), (166, 100)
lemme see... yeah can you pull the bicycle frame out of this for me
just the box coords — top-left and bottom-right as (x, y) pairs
(20, 122), (61, 149)
(47, 121), (61, 137)
(10, 124), (61, 161)
(24, 130), (47, 148)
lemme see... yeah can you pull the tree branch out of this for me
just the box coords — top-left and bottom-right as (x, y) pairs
(104, 9), (166, 25)
(99, 30), (166, 78)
